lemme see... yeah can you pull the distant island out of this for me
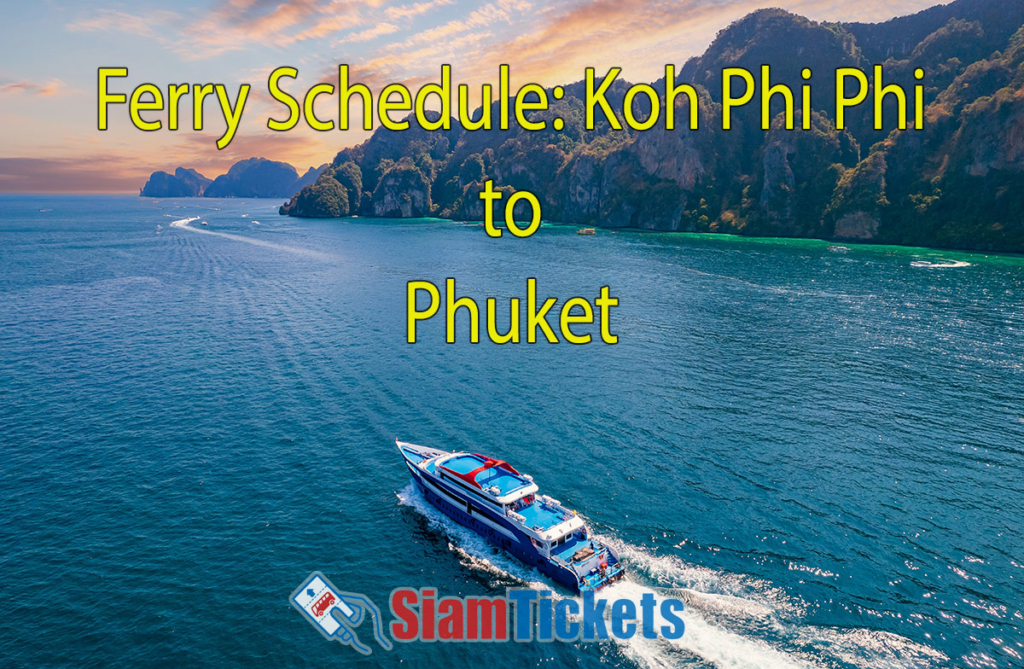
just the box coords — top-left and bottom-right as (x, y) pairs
(143, 0), (1024, 253)
(141, 158), (324, 198)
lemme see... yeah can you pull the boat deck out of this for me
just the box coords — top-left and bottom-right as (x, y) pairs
(579, 562), (624, 591)
(518, 501), (569, 531)
(476, 467), (525, 495)
(442, 453), (531, 496)
(400, 446), (432, 465)
(550, 535), (597, 562)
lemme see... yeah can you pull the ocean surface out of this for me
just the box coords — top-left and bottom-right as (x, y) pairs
(1, 193), (1022, 669)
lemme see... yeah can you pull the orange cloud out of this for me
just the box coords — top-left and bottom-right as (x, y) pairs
(0, 79), (65, 97)
(385, 0), (454, 20)
(449, 0), (767, 84)
(392, 1), (521, 49)
(338, 22), (400, 44)
(65, 0), (373, 59)
(65, 8), (178, 37)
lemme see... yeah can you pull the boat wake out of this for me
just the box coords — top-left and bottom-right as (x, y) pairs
(168, 216), (201, 228)
(167, 215), (335, 261)
(396, 482), (946, 669)
(396, 482), (552, 591)
(910, 259), (971, 269)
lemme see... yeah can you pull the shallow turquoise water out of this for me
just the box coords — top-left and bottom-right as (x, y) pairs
(1, 194), (1022, 668)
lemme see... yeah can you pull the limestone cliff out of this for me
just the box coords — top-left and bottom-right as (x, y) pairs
(141, 160), (324, 199)
(140, 167), (211, 197)
(372, 159), (432, 218)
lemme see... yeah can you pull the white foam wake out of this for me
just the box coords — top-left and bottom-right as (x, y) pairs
(910, 259), (971, 268)
(602, 539), (947, 669)
(396, 482), (552, 591)
(167, 215), (335, 260)
(169, 216), (200, 229)
(395, 482), (946, 669)
(603, 579), (812, 669)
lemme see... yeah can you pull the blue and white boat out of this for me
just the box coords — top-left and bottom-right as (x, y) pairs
(397, 439), (625, 592)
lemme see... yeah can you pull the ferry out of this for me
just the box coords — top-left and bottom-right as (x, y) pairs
(397, 440), (625, 592)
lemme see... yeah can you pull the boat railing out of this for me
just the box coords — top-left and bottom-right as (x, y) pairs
(549, 555), (572, 569)
(537, 494), (576, 517)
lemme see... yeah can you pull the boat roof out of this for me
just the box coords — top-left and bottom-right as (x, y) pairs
(438, 453), (536, 500)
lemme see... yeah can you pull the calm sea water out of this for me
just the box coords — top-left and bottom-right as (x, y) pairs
(1, 194), (1022, 669)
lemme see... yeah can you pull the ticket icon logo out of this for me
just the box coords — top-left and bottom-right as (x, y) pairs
(290, 572), (393, 655)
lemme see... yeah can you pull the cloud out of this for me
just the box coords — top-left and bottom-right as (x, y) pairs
(391, 2), (518, 49)
(385, 0), (454, 21)
(0, 79), (64, 97)
(341, 0), (776, 94)
(180, 0), (391, 56)
(338, 22), (400, 44)
(356, 31), (494, 88)
(454, 0), (764, 83)
(65, 8), (177, 37)
(176, 131), (334, 171)
(64, 1), (372, 59)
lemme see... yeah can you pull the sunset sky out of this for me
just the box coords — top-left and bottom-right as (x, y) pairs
(0, 0), (940, 192)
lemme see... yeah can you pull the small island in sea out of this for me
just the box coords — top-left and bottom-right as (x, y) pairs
(141, 157), (325, 199)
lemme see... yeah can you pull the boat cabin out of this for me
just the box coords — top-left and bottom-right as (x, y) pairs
(435, 453), (538, 503)
(432, 452), (585, 542)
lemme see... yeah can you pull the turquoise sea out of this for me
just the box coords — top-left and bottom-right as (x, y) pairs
(1, 193), (1022, 668)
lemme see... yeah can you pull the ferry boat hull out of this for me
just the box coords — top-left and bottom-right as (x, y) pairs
(397, 440), (624, 592)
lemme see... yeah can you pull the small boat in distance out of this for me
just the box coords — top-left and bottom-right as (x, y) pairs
(201, 220), (208, 226)
(577, 227), (596, 235)
(828, 245), (849, 253)
(398, 440), (625, 592)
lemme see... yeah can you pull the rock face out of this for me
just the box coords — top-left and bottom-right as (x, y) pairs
(279, 162), (362, 218)
(140, 167), (211, 197)
(372, 159), (432, 217)
(834, 212), (880, 240)
(753, 112), (859, 238)
(279, 177), (349, 218)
